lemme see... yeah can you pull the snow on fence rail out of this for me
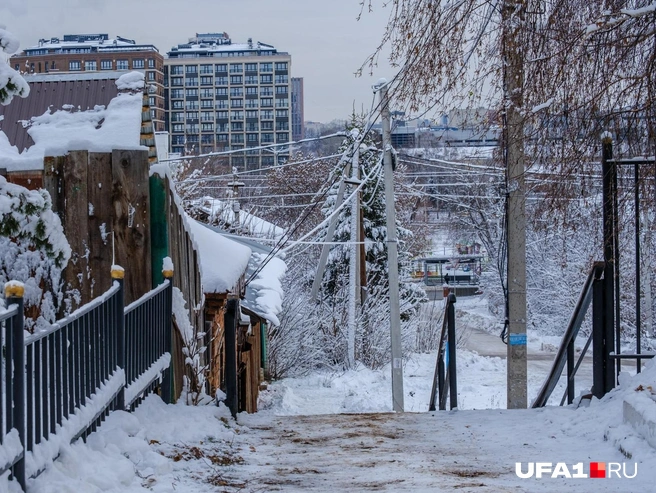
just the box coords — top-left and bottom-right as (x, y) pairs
(0, 273), (173, 491)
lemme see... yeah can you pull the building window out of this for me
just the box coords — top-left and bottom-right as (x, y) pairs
(231, 122), (243, 131)
(260, 62), (272, 72)
(201, 88), (213, 98)
(148, 59), (155, 68)
(215, 76), (228, 85)
(201, 123), (214, 132)
(260, 86), (273, 96)
(246, 110), (259, 119)
(215, 100), (229, 109)
(275, 74), (288, 84)
(230, 111), (244, 120)
(85, 60), (97, 71)
(186, 111), (199, 120)
(133, 59), (145, 69)
(229, 63), (243, 73)
(276, 98), (289, 108)
(231, 99), (243, 108)
(277, 132), (289, 142)
(261, 121), (273, 131)
(245, 63), (257, 72)
(261, 110), (274, 120)
(147, 72), (156, 81)
(215, 63), (227, 73)
(201, 111), (214, 121)
(172, 123), (184, 132)
(243, 75), (257, 85)
(116, 60), (129, 70)
(230, 75), (243, 85)
(217, 134), (229, 142)
(276, 85), (288, 94)
(185, 77), (198, 86)
(171, 112), (184, 122)
(245, 87), (258, 95)
(171, 77), (183, 86)
(171, 65), (184, 75)
(69, 61), (81, 71)
(276, 109), (289, 117)
(231, 134), (244, 143)
(186, 124), (199, 133)
(185, 101), (199, 110)
(260, 74), (273, 84)
(261, 98), (273, 108)
(247, 133), (258, 143)
(246, 122), (259, 131)
(262, 133), (274, 143)
(172, 100), (184, 109)
(171, 89), (184, 99)
(275, 62), (288, 71)
(245, 100), (258, 109)
(216, 123), (229, 132)
(201, 100), (213, 109)
(185, 88), (198, 97)
(185, 65), (198, 74)
(215, 87), (228, 96)
(200, 64), (213, 74)
(149, 96), (156, 107)
(200, 76), (213, 85)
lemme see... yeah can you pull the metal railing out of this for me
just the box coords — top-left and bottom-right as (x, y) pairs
(0, 269), (174, 490)
(429, 292), (458, 411)
(0, 289), (26, 487)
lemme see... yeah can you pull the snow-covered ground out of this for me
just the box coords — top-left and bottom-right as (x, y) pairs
(7, 297), (656, 492)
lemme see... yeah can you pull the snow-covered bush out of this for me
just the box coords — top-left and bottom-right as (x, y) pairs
(0, 176), (71, 330)
(0, 24), (29, 105)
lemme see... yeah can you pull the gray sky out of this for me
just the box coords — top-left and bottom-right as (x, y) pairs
(1, 0), (394, 123)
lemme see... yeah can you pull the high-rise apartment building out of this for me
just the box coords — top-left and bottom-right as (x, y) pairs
(10, 34), (166, 131)
(291, 77), (305, 142)
(164, 33), (292, 169)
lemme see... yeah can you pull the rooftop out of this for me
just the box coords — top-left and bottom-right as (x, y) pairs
(167, 33), (286, 58)
(19, 34), (159, 55)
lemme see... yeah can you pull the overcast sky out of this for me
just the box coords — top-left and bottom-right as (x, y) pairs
(1, 0), (394, 123)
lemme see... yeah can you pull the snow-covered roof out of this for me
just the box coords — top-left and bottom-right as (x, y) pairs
(187, 220), (251, 294)
(220, 232), (286, 326)
(0, 72), (146, 172)
(167, 34), (283, 57)
(21, 34), (158, 54)
(195, 196), (285, 241)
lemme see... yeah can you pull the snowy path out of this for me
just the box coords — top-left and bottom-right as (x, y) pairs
(233, 407), (654, 492)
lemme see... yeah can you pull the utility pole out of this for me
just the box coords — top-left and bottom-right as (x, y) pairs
(347, 146), (360, 368)
(378, 79), (404, 412)
(310, 160), (352, 301)
(228, 167), (245, 233)
(503, 0), (528, 409)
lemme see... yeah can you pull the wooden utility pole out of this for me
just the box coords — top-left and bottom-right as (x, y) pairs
(503, 0), (528, 409)
(379, 80), (404, 412)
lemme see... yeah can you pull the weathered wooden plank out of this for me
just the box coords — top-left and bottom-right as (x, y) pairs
(6, 170), (43, 190)
(63, 151), (91, 307)
(150, 174), (169, 288)
(111, 149), (152, 304)
(87, 152), (113, 298)
(43, 156), (66, 223)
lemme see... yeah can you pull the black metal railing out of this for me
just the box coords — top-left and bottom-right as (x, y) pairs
(0, 269), (174, 490)
(0, 289), (26, 488)
(429, 292), (458, 411)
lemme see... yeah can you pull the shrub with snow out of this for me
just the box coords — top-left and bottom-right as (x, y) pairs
(0, 176), (71, 330)
(0, 24), (29, 105)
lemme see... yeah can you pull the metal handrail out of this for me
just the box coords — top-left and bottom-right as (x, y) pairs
(532, 262), (604, 408)
(429, 292), (457, 411)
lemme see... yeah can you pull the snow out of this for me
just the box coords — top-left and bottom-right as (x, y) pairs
(116, 71), (145, 91)
(0, 73), (146, 171)
(531, 98), (554, 113)
(195, 196), (285, 240)
(187, 219), (251, 293)
(0, 428), (22, 473)
(246, 252), (286, 326)
(25, 369), (125, 479)
(124, 353), (172, 407)
(162, 256), (174, 273)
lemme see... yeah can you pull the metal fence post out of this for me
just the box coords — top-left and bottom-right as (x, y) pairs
(6, 282), (26, 490)
(592, 278), (605, 399)
(112, 267), (126, 410)
(224, 298), (239, 417)
(447, 292), (458, 410)
(566, 339), (575, 405)
(162, 268), (173, 404)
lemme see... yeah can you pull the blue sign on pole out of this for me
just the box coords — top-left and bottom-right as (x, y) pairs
(509, 333), (527, 346)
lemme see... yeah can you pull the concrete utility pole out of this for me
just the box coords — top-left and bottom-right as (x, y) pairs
(378, 80), (404, 412)
(310, 160), (352, 301)
(228, 167), (245, 233)
(347, 146), (360, 368)
(503, 0), (528, 409)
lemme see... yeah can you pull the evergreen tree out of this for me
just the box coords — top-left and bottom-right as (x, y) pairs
(319, 115), (425, 368)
